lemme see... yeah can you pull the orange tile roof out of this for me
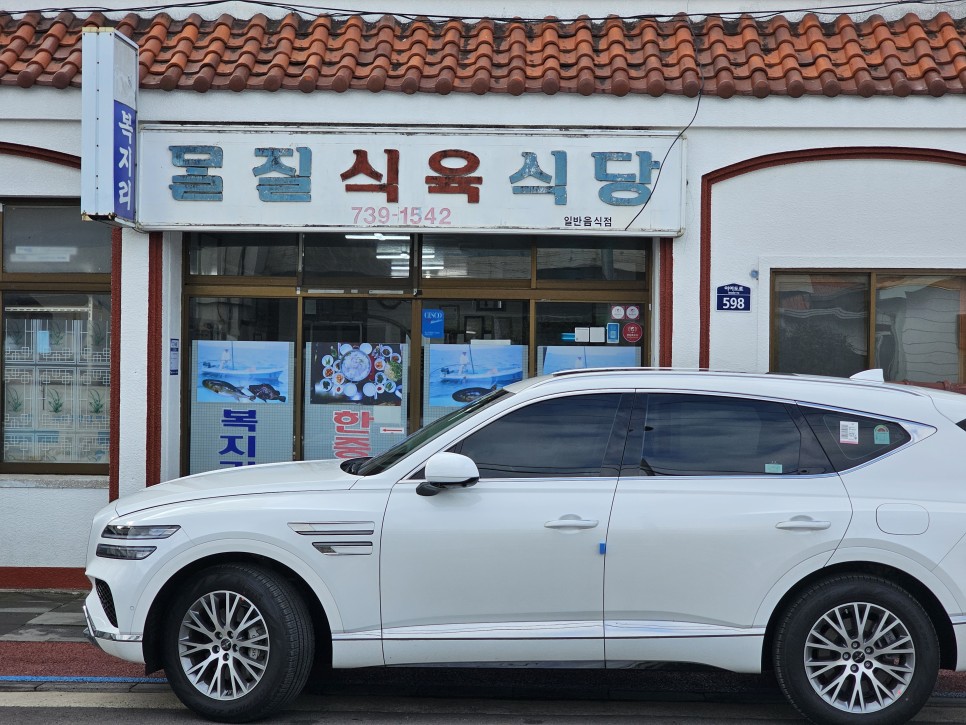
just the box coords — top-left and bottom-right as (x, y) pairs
(2, 10), (965, 97)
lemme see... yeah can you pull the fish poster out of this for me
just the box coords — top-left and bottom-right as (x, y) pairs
(196, 340), (291, 404)
(309, 342), (403, 406)
(428, 344), (526, 409)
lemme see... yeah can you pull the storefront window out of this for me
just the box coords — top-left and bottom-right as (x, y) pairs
(537, 237), (647, 282)
(875, 275), (966, 384)
(303, 298), (411, 460)
(187, 298), (297, 474)
(2, 205), (112, 274)
(0, 203), (111, 471)
(420, 235), (530, 280)
(303, 233), (415, 283)
(187, 232), (298, 276)
(421, 299), (528, 424)
(774, 273), (870, 378)
(3, 293), (111, 465)
(536, 301), (643, 374)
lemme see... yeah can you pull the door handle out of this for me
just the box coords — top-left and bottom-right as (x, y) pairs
(545, 517), (599, 530)
(776, 519), (832, 531)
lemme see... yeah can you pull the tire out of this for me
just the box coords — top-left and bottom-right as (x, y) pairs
(773, 574), (939, 725)
(161, 563), (315, 723)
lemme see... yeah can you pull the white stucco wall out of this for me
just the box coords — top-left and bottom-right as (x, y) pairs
(1, 56), (965, 568)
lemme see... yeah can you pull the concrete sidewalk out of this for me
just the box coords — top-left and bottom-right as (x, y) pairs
(0, 589), (88, 644)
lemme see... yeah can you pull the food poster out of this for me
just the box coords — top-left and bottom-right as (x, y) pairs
(196, 340), (290, 403)
(538, 345), (641, 375)
(423, 343), (527, 424)
(303, 343), (409, 461)
(189, 341), (295, 474)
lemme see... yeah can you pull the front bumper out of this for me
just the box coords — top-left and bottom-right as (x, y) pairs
(83, 595), (145, 664)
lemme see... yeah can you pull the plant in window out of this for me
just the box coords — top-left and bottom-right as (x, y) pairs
(49, 320), (66, 347)
(5, 385), (23, 413)
(47, 388), (65, 414)
(88, 390), (105, 415)
(90, 320), (107, 348)
(5, 322), (24, 349)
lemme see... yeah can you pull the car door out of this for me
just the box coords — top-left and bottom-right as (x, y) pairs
(380, 392), (632, 666)
(604, 392), (853, 666)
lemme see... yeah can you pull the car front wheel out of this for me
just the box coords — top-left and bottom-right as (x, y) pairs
(774, 574), (939, 725)
(161, 563), (314, 722)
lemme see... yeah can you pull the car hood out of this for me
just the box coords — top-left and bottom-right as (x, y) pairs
(114, 459), (357, 516)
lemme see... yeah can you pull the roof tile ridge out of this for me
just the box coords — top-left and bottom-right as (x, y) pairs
(930, 11), (966, 90)
(671, 13), (701, 97)
(537, 17), (562, 95)
(2, 12), (40, 81)
(17, 11), (72, 89)
(228, 14), (267, 92)
(703, 15), (737, 98)
(635, 18), (667, 98)
(834, 14), (876, 96)
(138, 14), (172, 84)
(569, 15), (597, 96)
(331, 15), (363, 92)
(193, 13), (233, 92)
(466, 19), (495, 95)
(868, 13), (912, 96)
(800, 13), (841, 96)
(769, 16), (806, 97)
(398, 20), (429, 94)
(159, 12), (201, 91)
(52, 12), (89, 88)
(264, 12), (299, 92)
(433, 21), (462, 94)
(297, 14), (331, 93)
(365, 16), (397, 92)
(599, 16), (630, 97)
(899, 11), (947, 96)
(737, 14), (770, 97)
(504, 21), (528, 95)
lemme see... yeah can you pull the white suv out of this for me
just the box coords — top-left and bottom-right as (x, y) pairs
(84, 369), (966, 724)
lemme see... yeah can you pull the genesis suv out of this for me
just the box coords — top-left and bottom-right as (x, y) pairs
(84, 369), (966, 724)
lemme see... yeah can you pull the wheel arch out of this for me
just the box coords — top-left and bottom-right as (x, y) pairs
(141, 552), (333, 676)
(760, 561), (957, 672)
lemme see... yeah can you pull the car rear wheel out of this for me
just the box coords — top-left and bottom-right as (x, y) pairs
(774, 574), (938, 725)
(161, 563), (314, 723)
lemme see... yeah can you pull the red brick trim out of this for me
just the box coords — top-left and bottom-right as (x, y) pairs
(146, 232), (163, 486)
(0, 567), (87, 589)
(699, 147), (966, 369)
(658, 237), (674, 367)
(0, 142), (80, 169)
(109, 228), (122, 502)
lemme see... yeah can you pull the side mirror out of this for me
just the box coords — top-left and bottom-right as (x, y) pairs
(416, 452), (480, 497)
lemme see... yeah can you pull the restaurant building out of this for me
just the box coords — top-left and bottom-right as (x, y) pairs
(0, 1), (964, 585)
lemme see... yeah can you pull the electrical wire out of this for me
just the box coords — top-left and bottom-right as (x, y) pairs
(5, 0), (964, 23)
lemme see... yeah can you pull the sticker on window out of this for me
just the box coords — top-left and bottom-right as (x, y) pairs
(840, 421), (860, 445)
(765, 462), (783, 474)
(873, 424), (891, 445)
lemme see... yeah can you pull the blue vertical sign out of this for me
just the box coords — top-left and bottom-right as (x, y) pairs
(114, 101), (136, 220)
(81, 29), (138, 226)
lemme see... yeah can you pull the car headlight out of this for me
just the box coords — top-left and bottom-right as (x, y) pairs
(102, 524), (180, 540)
(96, 544), (157, 560)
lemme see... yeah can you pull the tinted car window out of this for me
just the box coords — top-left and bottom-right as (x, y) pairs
(454, 394), (622, 478)
(800, 406), (911, 471)
(639, 394), (809, 476)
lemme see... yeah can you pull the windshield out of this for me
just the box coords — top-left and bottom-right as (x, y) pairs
(356, 388), (512, 475)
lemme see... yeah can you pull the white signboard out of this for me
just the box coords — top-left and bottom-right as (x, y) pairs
(81, 29), (138, 225)
(137, 126), (685, 235)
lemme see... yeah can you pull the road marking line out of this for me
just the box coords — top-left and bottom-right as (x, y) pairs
(0, 692), (183, 709)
